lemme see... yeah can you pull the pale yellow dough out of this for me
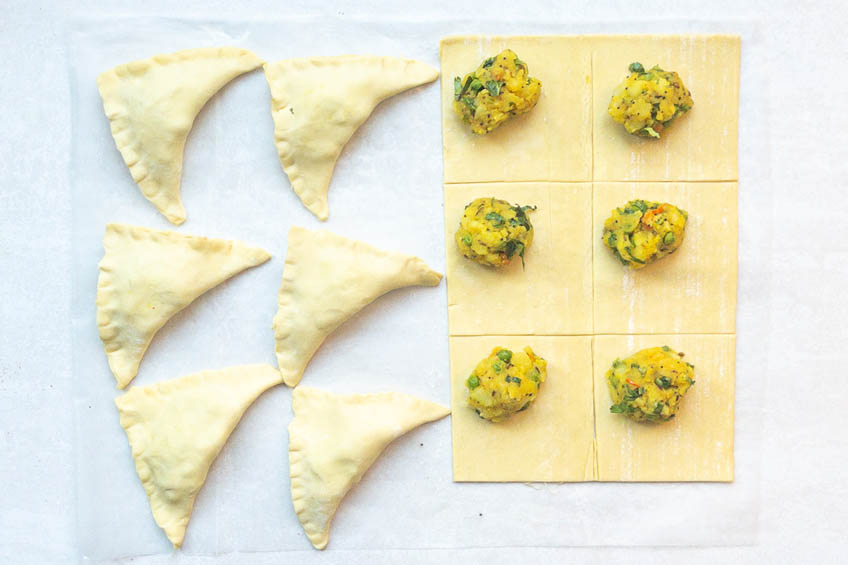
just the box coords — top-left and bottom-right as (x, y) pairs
(115, 364), (283, 547)
(289, 386), (450, 549)
(450, 336), (595, 482)
(593, 335), (735, 481)
(593, 35), (740, 181)
(273, 227), (442, 387)
(97, 224), (270, 388)
(444, 182), (593, 336)
(441, 34), (739, 484)
(440, 36), (592, 183)
(593, 182), (738, 334)
(97, 47), (264, 224)
(264, 55), (439, 220)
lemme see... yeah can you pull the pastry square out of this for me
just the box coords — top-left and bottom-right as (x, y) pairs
(450, 335), (595, 482)
(593, 182), (737, 334)
(592, 35), (740, 182)
(445, 182), (593, 336)
(441, 36), (592, 183)
(593, 334), (735, 482)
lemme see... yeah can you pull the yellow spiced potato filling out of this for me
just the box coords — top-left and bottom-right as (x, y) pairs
(466, 346), (547, 422)
(607, 346), (695, 423)
(455, 197), (535, 268)
(608, 62), (693, 138)
(602, 199), (687, 269)
(452, 49), (542, 134)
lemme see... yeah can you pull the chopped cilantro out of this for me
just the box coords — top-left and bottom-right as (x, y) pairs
(485, 80), (500, 97)
(631, 200), (648, 213)
(610, 402), (633, 414)
(655, 376), (672, 389)
(485, 211), (505, 227)
(624, 386), (644, 401)
(455, 75), (475, 101)
(503, 239), (525, 261)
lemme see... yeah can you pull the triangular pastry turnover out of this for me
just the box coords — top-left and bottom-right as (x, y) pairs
(273, 227), (442, 387)
(97, 47), (264, 224)
(115, 364), (283, 548)
(97, 223), (271, 388)
(289, 387), (450, 549)
(263, 55), (439, 220)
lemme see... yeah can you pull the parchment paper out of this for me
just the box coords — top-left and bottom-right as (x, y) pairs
(69, 16), (770, 561)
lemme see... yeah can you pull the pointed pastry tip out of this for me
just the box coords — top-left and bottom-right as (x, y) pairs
(308, 200), (329, 221)
(412, 61), (440, 84)
(166, 213), (187, 226)
(247, 247), (273, 265)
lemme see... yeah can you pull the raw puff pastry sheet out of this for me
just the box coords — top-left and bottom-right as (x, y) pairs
(441, 34), (739, 483)
(444, 182), (593, 336)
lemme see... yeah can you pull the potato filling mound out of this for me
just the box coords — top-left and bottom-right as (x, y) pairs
(602, 199), (687, 269)
(608, 62), (693, 138)
(455, 197), (535, 268)
(452, 49), (542, 134)
(466, 346), (547, 422)
(607, 346), (695, 423)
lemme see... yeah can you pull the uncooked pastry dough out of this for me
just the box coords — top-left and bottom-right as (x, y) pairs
(97, 47), (264, 224)
(444, 182), (593, 336)
(593, 335), (735, 481)
(97, 223), (270, 388)
(273, 226), (442, 387)
(289, 386), (450, 549)
(441, 35), (739, 484)
(593, 182), (738, 334)
(115, 364), (283, 547)
(592, 35), (740, 181)
(264, 55), (439, 220)
(440, 36), (592, 183)
(449, 336), (595, 482)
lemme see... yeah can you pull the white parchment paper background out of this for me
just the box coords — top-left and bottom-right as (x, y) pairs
(68, 16), (770, 561)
